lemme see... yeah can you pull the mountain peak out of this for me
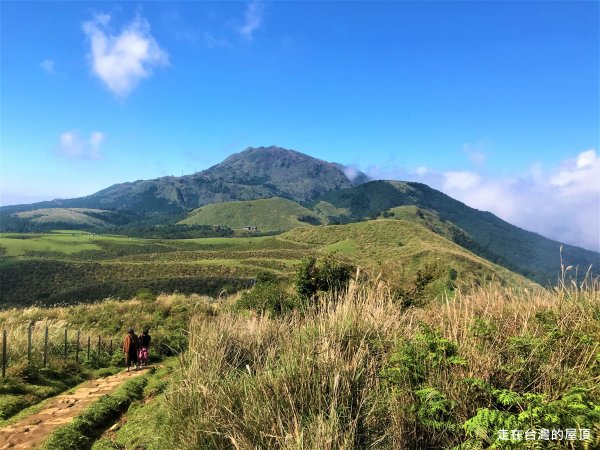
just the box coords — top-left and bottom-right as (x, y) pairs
(206, 145), (368, 188)
(0, 146), (369, 213)
(203, 145), (368, 201)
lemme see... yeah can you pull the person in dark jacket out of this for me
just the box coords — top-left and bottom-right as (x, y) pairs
(123, 328), (139, 371)
(138, 328), (151, 367)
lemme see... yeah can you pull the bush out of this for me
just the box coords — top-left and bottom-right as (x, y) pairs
(236, 281), (300, 315)
(136, 288), (155, 303)
(297, 215), (321, 225)
(392, 263), (443, 308)
(294, 256), (353, 300)
(95, 367), (120, 378)
(82, 351), (112, 370)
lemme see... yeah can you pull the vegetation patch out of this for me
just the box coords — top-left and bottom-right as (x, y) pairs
(324, 238), (359, 254)
(91, 360), (177, 450)
(165, 277), (600, 449)
(0, 361), (87, 422)
(180, 197), (323, 231)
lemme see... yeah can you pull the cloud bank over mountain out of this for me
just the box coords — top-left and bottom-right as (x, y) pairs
(367, 149), (600, 251)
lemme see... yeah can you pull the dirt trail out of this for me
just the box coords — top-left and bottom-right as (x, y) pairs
(0, 368), (148, 449)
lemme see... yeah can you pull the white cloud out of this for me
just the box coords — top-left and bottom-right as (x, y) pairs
(238, 0), (264, 40)
(550, 149), (599, 196)
(443, 171), (481, 190)
(576, 149), (596, 168)
(82, 13), (169, 97)
(366, 149), (600, 251)
(415, 166), (431, 176)
(58, 130), (105, 160)
(40, 59), (55, 74)
(341, 165), (360, 182)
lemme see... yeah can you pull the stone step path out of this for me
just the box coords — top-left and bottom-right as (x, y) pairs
(0, 368), (149, 449)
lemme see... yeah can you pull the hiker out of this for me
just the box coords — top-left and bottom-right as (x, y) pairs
(138, 328), (151, 367)
(123, 327), (139, 371)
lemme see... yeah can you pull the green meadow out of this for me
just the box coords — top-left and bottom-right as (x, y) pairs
(181, 197), (323, 231)
(1, 220), (533, 307)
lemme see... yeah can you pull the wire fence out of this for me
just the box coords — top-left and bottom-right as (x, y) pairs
(1, 325), (124, 377)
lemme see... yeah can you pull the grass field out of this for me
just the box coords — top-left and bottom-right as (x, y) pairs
(0, 233), (102, 257)
(0, 232), (307, 306)
(180, 197), (323, 231)
(0, 220), (534, 307)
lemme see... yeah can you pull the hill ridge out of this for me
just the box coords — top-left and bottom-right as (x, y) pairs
(0, 146), (369, 214)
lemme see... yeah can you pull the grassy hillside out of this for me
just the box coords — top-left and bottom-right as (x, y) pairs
(0, 292), (201, 423)
(0, 218), (532, 307)
(14, 208), (112, 228)
(1, 147), (595, 289)
(3, 275), (598, 448)
(282, 220), (533, 295)
(0, 232), (306, 306)
(318, 180), (600, 284)
(166, 278), (600, 449)
(180, 197), (323, 231)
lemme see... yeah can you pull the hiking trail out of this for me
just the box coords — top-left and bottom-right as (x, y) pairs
(0, 368), (148, 449)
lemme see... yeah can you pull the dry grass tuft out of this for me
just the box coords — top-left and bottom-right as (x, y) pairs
(165, 275), (600, 449)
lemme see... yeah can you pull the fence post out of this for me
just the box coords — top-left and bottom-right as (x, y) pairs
(87, 336), (91, 362)
(98, 335), (101, 354)
(64, 328), (68, 358)
(2, 329), (6, 378)
(109, 339), (113, 355)
(43, 327), (49, 367)
(27, 326), (32, 364)
(76, 330), (80, 363)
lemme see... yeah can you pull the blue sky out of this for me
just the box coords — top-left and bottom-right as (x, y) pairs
(1, 1), (599, 249)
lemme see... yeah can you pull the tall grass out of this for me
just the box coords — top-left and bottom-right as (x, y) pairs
(0, 292), (215, 368)
(166, 276), (600, 449)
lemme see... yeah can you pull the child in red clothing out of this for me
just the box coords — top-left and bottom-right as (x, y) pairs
(138, 328), (151, 367)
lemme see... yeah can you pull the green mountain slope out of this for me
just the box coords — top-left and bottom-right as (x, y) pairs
(318, 180), (599, 284)
(0, 219), (529, 307)
(282, 220), (533, 295)
(180, 197), (323, 231)
(14, 208), (112, 228)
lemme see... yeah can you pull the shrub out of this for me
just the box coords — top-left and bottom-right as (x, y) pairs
(462, 386), (600, 448)
(297, 215), (321, 225)
(294, 256), (353, 300)
(392, 263), (443, 308)
(236, 281), (299, 315)
(135, 289), (156, 303)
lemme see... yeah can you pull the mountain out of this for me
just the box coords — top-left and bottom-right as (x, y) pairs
(1, 146), (598, 286)
(0, 146), (368, 217)
(316, 180), (599, 284)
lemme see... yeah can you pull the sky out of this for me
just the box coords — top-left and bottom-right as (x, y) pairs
(1, 1), (599, 251)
